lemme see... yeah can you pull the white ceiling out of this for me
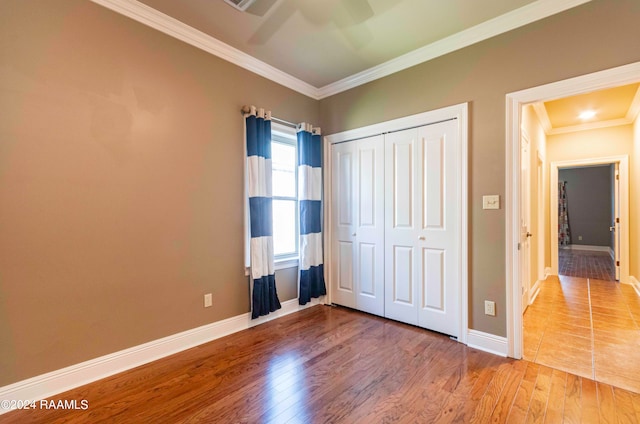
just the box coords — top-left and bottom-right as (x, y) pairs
(91, 0), (592, 99)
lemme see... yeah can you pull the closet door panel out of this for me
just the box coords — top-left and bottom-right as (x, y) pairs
(384, 128), (419, 325)
(331, 143), (356, 308)
(416, 121), (459, 337)
(354, 136), (384, 316)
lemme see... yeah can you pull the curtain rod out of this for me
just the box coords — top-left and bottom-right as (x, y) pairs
(240, 105), (297, 129)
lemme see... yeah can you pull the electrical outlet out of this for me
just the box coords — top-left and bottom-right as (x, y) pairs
(578, 235), (583, 241)
(484, 300), (496, 316)
(204, 293), (212, 308)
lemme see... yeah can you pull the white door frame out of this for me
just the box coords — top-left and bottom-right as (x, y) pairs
(505, 61), (640, 359)
(324, 102), (469, 344)
(550, 157), (629, 282)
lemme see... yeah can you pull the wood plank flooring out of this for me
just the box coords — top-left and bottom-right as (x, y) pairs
(524, 274), (640, 394)
(3, 305), (640, 423)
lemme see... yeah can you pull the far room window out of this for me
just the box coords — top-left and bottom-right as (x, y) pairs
(271, 125), (298, 260)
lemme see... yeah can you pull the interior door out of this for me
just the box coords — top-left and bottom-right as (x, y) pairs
(331, 137), (385, 314)
(354, 136), (385, 316)
(331, 142), (356, 308)
(415, 120), (459, 337)
(384, 128), (419, 325)
(384, 120), (459, 337)
(520, 133), (531, 311)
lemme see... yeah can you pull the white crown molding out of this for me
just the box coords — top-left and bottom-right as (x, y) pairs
(547, 117), (632, 135)
(89, 0), (321, 100)
(317, 0), (593, 98)
(0, 298), (324, 415)
(626, 85), (640, 122)
(532, 102), (553, 133)
(90, 0), (592, 100)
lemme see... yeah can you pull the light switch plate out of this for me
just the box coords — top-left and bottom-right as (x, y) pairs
(483, 195), (500, 210)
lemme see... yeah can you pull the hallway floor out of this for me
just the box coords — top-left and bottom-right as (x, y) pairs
(559, 248), (616, 281)
(524, 275), (640, 393)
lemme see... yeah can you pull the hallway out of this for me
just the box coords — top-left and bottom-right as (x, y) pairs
(523, 275), (640, 393)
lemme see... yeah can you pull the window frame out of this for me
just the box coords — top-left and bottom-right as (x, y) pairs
(270, 123), (299, 267)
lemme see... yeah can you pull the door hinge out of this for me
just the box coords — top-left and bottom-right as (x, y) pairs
(616, 174), (619, 180)
(517, 242), (521, 251)
(617, 261), (620, 266)
(616, 217), (620, 223)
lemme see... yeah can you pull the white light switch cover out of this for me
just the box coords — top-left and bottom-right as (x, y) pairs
(483, 195), (500, 210)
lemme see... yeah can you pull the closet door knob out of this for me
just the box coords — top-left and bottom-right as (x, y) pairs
(419, 236), (426, 241)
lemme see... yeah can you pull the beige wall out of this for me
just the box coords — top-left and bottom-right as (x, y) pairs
(320, 0), (640, 336)
(0, 0), (318, 386)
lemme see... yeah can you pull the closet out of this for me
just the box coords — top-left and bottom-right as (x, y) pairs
(328, 112), (463, 339)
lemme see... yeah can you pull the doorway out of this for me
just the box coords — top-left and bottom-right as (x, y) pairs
(506, 61), (640, 393)
(550, 158), (628, 283)
(505, 61), (640, 360)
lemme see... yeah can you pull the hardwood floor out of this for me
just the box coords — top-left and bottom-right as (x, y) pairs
(524, 274), (640, 394)
(559, 248), (616, 281)
(3, 306), (640, 423)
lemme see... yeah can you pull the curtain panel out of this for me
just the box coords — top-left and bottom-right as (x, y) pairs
(297, 123), (326, 305)
(558, 181), (571, 247)
(246, 107), (281, 318)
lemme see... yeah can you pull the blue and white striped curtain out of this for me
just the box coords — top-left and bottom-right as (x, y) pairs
(297, 123), (326, 305)
(246, 107), (281, 319)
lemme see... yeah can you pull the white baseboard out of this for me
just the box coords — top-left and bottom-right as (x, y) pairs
(529, 280), (542, 304)
(565, 244), (611, 252)
(630, 276), (640, 296)
(544, 267), (552, 278)
(0, 297), (324, 415)
(466, 329), (508, 357)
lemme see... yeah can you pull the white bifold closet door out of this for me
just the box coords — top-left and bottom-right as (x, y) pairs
(330, 135), (385, 316)
(384, 120), (459, 337)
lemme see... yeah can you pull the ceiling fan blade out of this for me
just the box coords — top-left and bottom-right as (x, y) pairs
(342, 0), (374, 24)
(245, 0), (279, 17)
(248, 0), (296, 45)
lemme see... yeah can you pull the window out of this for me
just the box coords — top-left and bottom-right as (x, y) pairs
(271, 125), (298, 261)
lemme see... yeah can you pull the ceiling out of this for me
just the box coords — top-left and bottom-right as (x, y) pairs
(93, 0), (592, 98)
(533, 83), (640, 135)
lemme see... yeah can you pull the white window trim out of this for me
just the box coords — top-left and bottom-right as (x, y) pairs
(271, 123), (299, 266)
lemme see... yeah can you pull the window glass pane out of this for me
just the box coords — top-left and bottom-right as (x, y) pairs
(273, 199), (296, 256)
(272, 142), (296, 197)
